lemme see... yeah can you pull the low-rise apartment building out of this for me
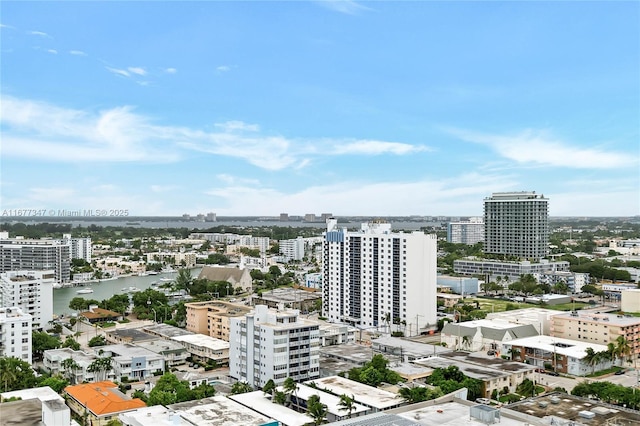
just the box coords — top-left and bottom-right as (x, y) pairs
(99, 344), (164, 380)
(230, 305), (320, 388)
(65, 381), (146, 426)
(185, 300), (251, 341)
(551, 311), (640, 359)
(453, 258), (570, 282)
(43, 348), (106, 383)
(0, 306), (32, 363)
(170, 334), (230, 366)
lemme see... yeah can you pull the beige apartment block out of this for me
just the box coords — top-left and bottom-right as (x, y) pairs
(551, 311), (640, 359)
(185, 301), (251, 341)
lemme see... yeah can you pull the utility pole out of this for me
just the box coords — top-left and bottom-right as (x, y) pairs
(415, 314), (424, 336)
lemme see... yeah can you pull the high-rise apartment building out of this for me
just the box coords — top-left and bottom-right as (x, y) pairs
(0, 270), (55, 329)
(446, 219), (485, 245)
(279, 237), (305, 261)
(0, 232), (71, 283)
(0, 306), (33, 363)
(229, 305), (320, 388)
(62, 234), (92, 263)
(322, 219), (437, 334)
(484, 192), (549, 260)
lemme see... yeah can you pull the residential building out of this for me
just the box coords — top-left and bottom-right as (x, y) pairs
(62, 234), (92, 263)
(135, 340), (189, 367)
(0, 233), (71, 283)
(229, 305), (320, 388)
(0, 270), (53, 329)
(307, 376), (403, 411)
(440, 318), (539, 353)
(305, 272), (322, 289)
(483, 191), (549, 260)
(282, 383), (371, 422)
(229, 391), (313, 426)
(322, 219), (438, 334)
(621, 289), (640, 313)
(79, 306), (123, 324)
(167, 396), (271, 426)
(98, 344), (164, 380)
(146, 251), (197, 268)
(197, 266), (253, 293)
(453, 258), (569, 282)
(446, 219), (484, 245)
(0, 386), (71, 426)
(0, 306), (32, 363)
(170, 334), (230, 365)
(43, 348), (105, 383)
(318, 323), (357, 346)
(503, 335), (612, 376)
(65, 381), (146, 426)
(551, 311), (640, 359)
(485, 307), (562, 335)
(437, 275), (479, 295)
(185, 300), (251, 341)
(533, 271), (590, 294)
(279, 237), (305, 261)
(251, 287), (322, 312)
(414, 352), (537, 399)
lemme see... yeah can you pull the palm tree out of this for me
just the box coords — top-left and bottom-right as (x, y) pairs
(583, 347), (598, 375)
(615, 336), (632, 367)
(338, 394), (356, 419)
(0, 358), (19, 392)
(283, 377), (298, 410)
(273, 390), (287, 405)
(262, 379), (276, 397)
(306, 395), (328, 425)
(383, 312), (391, 334)
(61, 358), (81, 384)
(461, 335), (471, 350)
(606, 342), (618, 366)
(231, 381), (253, 395)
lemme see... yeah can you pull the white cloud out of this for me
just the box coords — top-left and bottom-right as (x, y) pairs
(216, 174), (260, 186)
(204, 173), (516, 216)
(165, 67), (177, 74)
(448, 128), (637, 169)
(128, 67), (147, 76)
(69, 50), (86, 56)
(0, 24), (16, 29)
(1, 96), (432, 169)
(214, 120), (260, 132)
(331, 140), (430, 155)
(47, 49), (57, 54)
(106, 67), (130, 77)
(316, 0), (372, 15)
(28, 30), (51, 38)
(216, 65), (230, 72)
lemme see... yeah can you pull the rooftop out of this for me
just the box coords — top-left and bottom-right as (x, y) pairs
(104, 328), (158, 343)
(254, 287), (322, 303)
(65, 381), (146, 416)
(307, 376), (401, 410)
(168, 396), (271, 426)
(372, 336), (452, 359)
(1, 385), (64, 403)
(507, 335), (609, 359)
(171, 334), (230, 350)
(136, 339), (187, 354)
(143, 323), (195, 338)
(99, 343), (165, 360)
(118, 406), (190, 426)
(45, 348), (96, 366)
(320, 343), (380, 366)
(279, 384), (370, 417)
(0, 398), (43, 426)
(553, 311), (640, 326)
(506, 392), (640, 425)
(229, 391), (312, 426)
(414, 351), (536, 380)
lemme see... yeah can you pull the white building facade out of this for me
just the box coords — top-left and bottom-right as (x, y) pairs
(0, 306), (32, 363)
(62, 234), (92, 263)
(279, 237), (305, 261)
(322, 219), (437, 333)
(229, 305), (320, 388)
(446, 219), (484, 245)
(484, 191), (549, 260)
(0, 233), (71, 283)
(0, 270), (54, 329)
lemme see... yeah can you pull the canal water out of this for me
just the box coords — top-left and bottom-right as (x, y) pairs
(53, 268), (201, 316)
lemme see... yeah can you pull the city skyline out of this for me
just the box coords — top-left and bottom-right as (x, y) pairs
(1, 2), (638, 217)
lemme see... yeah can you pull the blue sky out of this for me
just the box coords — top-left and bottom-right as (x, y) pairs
(1, 1), (638, 217)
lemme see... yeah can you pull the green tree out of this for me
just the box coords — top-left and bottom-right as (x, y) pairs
(88, 335), (107, 347)
(61, 358), (80, 384)
(615, 336), (632, 366)
(38, 375), (69, 393)
(283, 377), (298, 408)
(0, 357), (37, 392)
(32, 331), (61, 361)
(231, 381), (253, 395)
(87, 357), (113, 382)
(147, 373), (205, 406)
(273, 390), (287, 405)
(337, 394), (356, 418)
(174, 268), (193, 292)
(262, 379), (276, 396)
(306, 394), (328, 425)
(61, 335), (81, 351)
(359, 366), (383, 387)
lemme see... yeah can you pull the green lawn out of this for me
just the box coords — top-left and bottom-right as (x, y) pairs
(465, 297), (591, 313)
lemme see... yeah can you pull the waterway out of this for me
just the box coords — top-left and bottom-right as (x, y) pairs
(53, 268), (201, 316)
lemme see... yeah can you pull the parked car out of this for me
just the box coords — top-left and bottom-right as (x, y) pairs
(546, 371), (560, 376)
(476, 398), (491, 404)
(615, 370), (625, 375)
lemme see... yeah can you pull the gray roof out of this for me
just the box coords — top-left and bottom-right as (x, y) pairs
(198, 266), (249, 282)
(442, 322), (538, 341)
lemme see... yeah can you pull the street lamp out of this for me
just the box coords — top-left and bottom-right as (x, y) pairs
(147, 299), (157, 323)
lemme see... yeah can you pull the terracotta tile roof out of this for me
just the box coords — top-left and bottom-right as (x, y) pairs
(80, 308), (122, 320)
(64, 381), (146, 416)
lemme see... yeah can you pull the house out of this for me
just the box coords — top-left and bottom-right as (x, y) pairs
(64, 381), (146, 426)
(80, 306), (123, 324)
(441, 319), (539, 353)
(197, 266), (252, 293)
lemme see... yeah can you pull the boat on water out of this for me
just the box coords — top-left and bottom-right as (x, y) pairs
(159, 278), (173, 282)
(76, 288), (94, 294)
(121, 286), (142, 293)
(52, 283), (63, 289)
(138, 272), (149, 277)
(147, 271), (159, 275)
